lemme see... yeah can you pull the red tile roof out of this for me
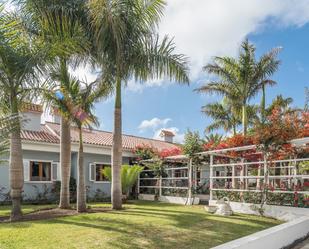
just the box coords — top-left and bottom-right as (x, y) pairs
(21, 122), (180, 151)
(21, 103), (43, 113)
(21, 126), (59, 144)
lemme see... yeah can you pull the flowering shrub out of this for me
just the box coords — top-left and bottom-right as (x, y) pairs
(133, 144), (158, 161)
(159, 147), (182, 158)
(253, 108), (309, 158)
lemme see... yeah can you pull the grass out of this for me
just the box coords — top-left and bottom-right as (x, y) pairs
(0, 204), (56, 217)
(0, 200), (282, 249)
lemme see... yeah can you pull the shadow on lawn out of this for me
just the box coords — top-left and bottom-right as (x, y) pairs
(39, 205), (278, 249)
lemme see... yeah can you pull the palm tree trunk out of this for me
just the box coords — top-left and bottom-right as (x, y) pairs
(261, 84), (266, 123)
(59, 116), (71, 209)
(77, 126), (86, 212)
(111, 77), (122, 210)
(9, 96), (23, 221)
(242, 103), (247, 135)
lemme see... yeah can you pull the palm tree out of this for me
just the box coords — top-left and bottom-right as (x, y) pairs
(202, 99), (240, 135)
(46, 64), (112, 212)
(205, 133), (223, 146)
(89, 0), (190, 209)
(21, 0), (92, 209)
(0, 9), (42, 220)
(197, 40), (281, 135)
(266, 95), (294, 115)
(0, 114), (21, 165)
(203, 97), (259, 135)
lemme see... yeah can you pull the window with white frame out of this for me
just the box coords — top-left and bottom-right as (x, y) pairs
(30, 161), (51, 181)
(23, 160), (60, 182)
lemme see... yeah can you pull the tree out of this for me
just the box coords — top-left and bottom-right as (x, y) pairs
(266, 95), (294, 116)
(0, 114), (21, 165)
(46, 68), (112, 212)
(202, 99), (240, 135)
(21, 0), (92, 209)
(103, 165), (144, 198)
(205, 133), (223, 146)
(203, 97), (258, 135)
(89, 0), (189, 209)
(0, 9), (42, 220)
(197, 39), (281, 135)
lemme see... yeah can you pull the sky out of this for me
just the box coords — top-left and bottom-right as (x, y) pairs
(27, 0), (309, 143)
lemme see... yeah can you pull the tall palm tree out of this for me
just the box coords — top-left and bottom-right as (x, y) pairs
(0, 9), (42, 220)
(21, 0), (92, 209)
(202, 99), (240, 135)
(203, 97), (259, 135)
(89, 0), (189, 209)
(46, 70), (112, 212)
(197, 40), (281, 135)
(266, 95), (294, 115)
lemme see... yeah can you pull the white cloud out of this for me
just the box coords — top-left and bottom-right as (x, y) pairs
(159, 0), (309, 79)
(153, 127), (185, 144)
(138, 117), (171, 131)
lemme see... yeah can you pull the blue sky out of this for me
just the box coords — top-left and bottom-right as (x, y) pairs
(82, 1), (309, 143)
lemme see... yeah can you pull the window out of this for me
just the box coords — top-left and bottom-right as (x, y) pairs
(30, 161), (51, 181)
(95, 164), (110, 182)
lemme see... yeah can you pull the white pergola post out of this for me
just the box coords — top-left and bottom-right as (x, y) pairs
(187, 158), (193, 205)
(209, 155), (214, 201)
(159, 175), (162, 197)
(232, 164), (236, 189)
(240, 158), (245, 189)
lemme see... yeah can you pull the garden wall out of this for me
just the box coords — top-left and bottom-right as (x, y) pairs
(209, 200), (309, 221)
(138, 194), (200, 205)
(211, 216), (309, 249)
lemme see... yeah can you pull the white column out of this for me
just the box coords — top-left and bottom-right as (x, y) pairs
(159, 175), (162, 197)
(240, 158), (245, 189)
(232, 165), (236, 189)
(209, 155), (214, 201)
(187, 158), (193, 205)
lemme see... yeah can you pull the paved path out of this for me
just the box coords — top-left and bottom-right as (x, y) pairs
(293, 238), (309, 249)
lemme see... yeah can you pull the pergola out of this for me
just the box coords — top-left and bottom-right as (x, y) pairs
(138, 137), (309, 206)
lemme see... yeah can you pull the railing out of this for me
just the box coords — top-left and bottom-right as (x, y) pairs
(209, 156), (309, 207)
(138, 167), (189, 196)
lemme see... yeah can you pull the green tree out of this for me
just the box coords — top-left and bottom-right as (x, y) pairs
(0, 114), (21, 164)
(21, 0), (93, 209)
(103, 165), (144, 198)
(0, 9), (43, 220)
(266, 94), (294, 115)
(197, 40), (281, 135)
(89, 0), (189, 209)
(46, 68), (112, 212)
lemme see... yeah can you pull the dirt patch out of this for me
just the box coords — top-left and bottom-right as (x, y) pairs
(0, 207), (111, 223)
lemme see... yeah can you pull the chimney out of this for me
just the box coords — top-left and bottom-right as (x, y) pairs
(160, 129), (175, 143)
(21, 103), (43, 131)
(50, 107), (61, 124)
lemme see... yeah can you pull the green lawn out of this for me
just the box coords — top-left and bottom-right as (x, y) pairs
(0, 201), (281, 249)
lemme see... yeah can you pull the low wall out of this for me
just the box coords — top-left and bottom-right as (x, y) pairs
(159, 196), (200, 205)
(138, 194), (200, 205)
(212, 216), (309, 249)
(209, 200), (309, 221)
(138, 194), (155, 201)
